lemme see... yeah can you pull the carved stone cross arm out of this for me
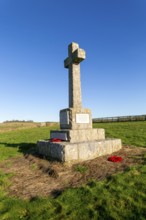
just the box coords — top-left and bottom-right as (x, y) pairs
(64, 47), (86, 68)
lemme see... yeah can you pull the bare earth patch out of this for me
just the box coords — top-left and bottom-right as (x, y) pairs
(0, 146), (146, 200)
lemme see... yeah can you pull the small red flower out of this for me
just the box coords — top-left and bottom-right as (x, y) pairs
(50, 138), (62, 142)
(108, 155), (123, 162)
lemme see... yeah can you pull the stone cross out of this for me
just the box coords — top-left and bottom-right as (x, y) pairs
(64, 42), (86, 108)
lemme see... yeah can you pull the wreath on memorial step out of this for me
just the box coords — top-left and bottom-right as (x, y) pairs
(50, 138), (62, 142)
(108, 155), (123, 162)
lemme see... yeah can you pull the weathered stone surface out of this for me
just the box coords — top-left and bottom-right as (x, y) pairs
(37, 139), (122, 162)
(50, 128), (105, 142)
(68, 128), (105, 143)
(37, 141), (64, 161)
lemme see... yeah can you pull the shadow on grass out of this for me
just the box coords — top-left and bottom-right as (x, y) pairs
(51, 189), (63, 198)
(0, 142), (36, 154)
(0, 141), (62, 162)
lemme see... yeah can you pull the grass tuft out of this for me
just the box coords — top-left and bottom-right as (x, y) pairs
(74, 165), (88, 174)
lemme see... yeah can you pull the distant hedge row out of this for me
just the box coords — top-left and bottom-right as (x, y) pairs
(3, 120), (34, 123)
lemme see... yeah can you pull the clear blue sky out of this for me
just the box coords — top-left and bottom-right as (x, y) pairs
(0, 0), (146, 122)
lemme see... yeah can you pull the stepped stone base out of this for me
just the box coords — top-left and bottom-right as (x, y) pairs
(37, 139), (122, 162)
(50, 128), (105, 143)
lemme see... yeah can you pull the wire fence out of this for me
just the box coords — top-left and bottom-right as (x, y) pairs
(93, 115), (146, 123)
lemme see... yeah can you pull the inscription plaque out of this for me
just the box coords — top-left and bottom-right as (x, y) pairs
(76, 114), (89, 123)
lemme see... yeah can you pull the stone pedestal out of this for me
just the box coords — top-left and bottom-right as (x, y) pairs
(50, 107), (101, 143)
(60, 108), (92, 129)
(50, 128), (105, 142)
(37, 139), (122, 162)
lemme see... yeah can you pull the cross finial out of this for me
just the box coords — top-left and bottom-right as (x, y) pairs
(64, 42), (86, 108)
(64, 42), (86, 68)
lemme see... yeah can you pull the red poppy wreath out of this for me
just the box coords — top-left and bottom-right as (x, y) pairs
(50, 138), (62, 142)
(108, 156), (123, 162)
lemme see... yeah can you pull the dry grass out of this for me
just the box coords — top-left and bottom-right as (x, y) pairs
(0, 122), (40, 133)
(0, 122), (59, 133)
(0, 146), (146, 199)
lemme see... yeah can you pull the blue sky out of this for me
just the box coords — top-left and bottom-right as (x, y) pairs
(0, 0), (146, 122)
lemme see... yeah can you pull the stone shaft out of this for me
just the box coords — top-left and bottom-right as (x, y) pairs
(69, 64), (82, 108)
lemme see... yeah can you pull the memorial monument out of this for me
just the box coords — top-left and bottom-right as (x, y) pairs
(37, 42), (122, 162)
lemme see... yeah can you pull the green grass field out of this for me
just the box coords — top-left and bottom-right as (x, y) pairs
(93, 121), (146, 147)
(0, 121), (146, 219)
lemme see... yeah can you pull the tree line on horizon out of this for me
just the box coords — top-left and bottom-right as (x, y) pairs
(3, 120), (34, 123)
